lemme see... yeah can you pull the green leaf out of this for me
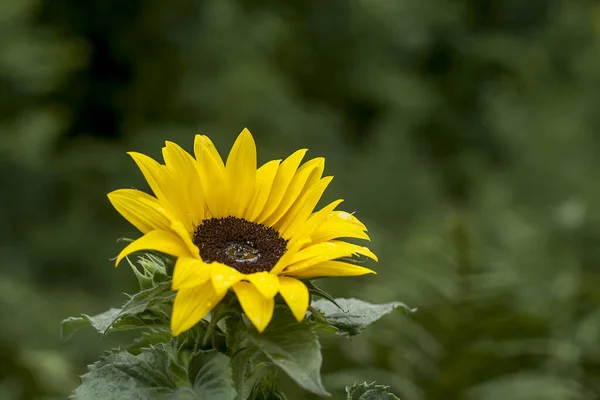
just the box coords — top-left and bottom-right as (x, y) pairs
(127, 329), (173, 355)
(311, 298), (415, 336)
(242, 310), (330, 397)
(62, 308), (122, 339)
(62, 281), (174, 339)
(119, 281), (175, 317)
(187, 349), (237, 400)
(72, 345), (237, 400)
(345, 382), (400, 400)
(70, 347), (176, 400)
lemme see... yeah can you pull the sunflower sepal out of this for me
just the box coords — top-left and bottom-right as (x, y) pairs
(127, 253), (171, 290)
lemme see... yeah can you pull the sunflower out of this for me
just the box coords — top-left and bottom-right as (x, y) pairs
(109, 128), (377, 335)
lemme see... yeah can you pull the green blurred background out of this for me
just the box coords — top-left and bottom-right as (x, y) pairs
(2, 0), (600, 399)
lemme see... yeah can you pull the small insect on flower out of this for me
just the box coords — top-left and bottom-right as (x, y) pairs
(108, 128), (377, 335)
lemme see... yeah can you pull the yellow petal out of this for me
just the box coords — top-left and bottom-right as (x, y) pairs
(107, 189), (172, 234)
(211, 263), (244, 295)
(287, 199), (344, 247)
(171, 281), (226, 336)
(283, 260), (376, 278)
(226, 128), (257, 218)
(263, 157), (325, 227)
(269, 240), (303, 275)
(172, 256), (212, 289)
(278, 277), (309, 322)
(115, 230), (192, 266)
(278, 176), (334, 238)
(287, 240), (378, 271)
(309, 213), (370, 244)
(246, 159), (281, 221)
(194, 134), (225, 169)
(331, 211), (367, 230)
(233, 281), (274, 333)
(256, 149), (307, 223)
(128, 152), (168, 203)
(246, 272), (280, 299)
(195, 136), (229, 217)
(162, 141), (204, 228)
(129, 151), (189, 225)
(170, 221), (201, 258)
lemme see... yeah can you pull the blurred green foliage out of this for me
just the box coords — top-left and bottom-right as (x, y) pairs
(2, 0), (600, 398)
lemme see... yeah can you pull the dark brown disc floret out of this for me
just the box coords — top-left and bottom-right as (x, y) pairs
(192, 216), (288, 274)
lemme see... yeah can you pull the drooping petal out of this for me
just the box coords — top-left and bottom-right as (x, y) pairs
(226, 128), (257, 218)
(278, 176), (334, 238)
(246, 159), (281, 221)
(115, 230), (192, 266)
(331, 211), (367, 230)
(172, 256), (212, 289)
(171, 281), (226, 336)
(309, 212), (370, 244)
(233, 281), (274, 333)
(107, 189), (172, 234)
(286, 199), (344, 247)
(211, 263), (244, 295)
(246, 272), (279, 299)
(262, 157), (325, 227)
(162, 141), (204, 229)
(278, 277), (309, 322)
(287, 240), (378, 271)
(256, 149), (307, 224)
(283, 260), (376, 278)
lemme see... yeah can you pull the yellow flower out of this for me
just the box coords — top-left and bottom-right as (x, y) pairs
(108, 128), (377, 335)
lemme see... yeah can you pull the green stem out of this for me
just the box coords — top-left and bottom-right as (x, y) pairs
(200, 306), (237, 348)
(202, 309), (221, 348)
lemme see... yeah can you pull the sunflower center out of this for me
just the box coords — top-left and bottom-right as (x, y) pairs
(192, 216), (288, 274)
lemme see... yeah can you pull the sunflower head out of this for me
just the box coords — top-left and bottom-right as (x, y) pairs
(108, 128), (377, 335)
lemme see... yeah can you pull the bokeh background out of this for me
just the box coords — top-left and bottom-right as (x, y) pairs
(2, 0), (600, 399)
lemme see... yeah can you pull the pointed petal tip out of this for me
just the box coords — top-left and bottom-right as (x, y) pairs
(115, 253), (127, 267)
(295, 148), (309, 157)
(170, 319), (183, 337)
(237, 128), (255, 143)
(358, 246), (378, 262)
(314, 157), (326, 168)
(255, 323), (268, 334)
